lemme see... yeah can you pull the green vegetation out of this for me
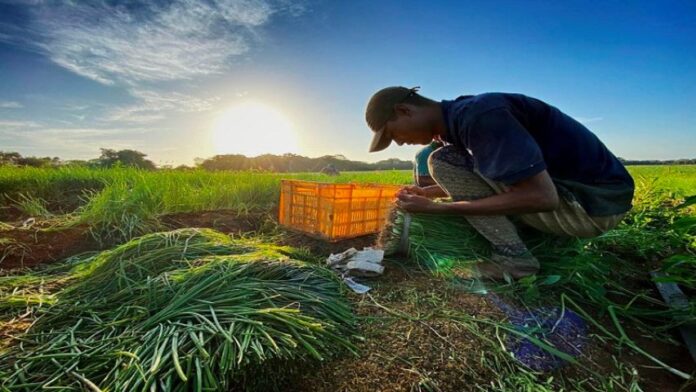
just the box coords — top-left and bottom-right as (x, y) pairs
(0, 166), (410, 242)
(0, 165), (694, 391)
(629, 165), (696, 196)
(0, 229), (356, 391)
(2, 165), (694, 215)
(379, 211), (488, 275)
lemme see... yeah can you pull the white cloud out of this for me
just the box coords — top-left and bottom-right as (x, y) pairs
(0, 101), (23, 109)
(573, 116), (604, 125)
(61, 104), (91, 112)
(129, 90), (220, 113)
(1, 126), (141, 139)
(0, 120), (40, 128)
(0, 126), (151, 158)
(100, 89), (220, 124)
(25, 0), (288, 85)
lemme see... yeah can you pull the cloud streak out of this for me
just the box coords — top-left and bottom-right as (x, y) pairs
(574, 116), (604, 125)
(23, 0), (286, 85)
(0, 120), (40, 128)
(100, 90), (220, 124)
(0, 125), (153, 158)
(0, 101), (23, 109)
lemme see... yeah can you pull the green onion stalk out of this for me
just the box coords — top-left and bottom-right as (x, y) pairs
(0, 229), (357, 391)
(63, 227), (257, 301)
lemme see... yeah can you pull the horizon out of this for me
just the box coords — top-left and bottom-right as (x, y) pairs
(1, 1), (695, 165)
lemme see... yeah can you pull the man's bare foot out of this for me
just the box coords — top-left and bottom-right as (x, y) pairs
(474, 253), (540, 280)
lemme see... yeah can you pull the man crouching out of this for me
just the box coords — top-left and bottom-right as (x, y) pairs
(365, 86), (634, 279)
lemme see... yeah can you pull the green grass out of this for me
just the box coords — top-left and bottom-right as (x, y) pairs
(1, 165), (692, 243)
(1, 165), (693, 217)
(628, 165), (696, 195)
(0, 166), (411, 242)
(0, 166), (411, 208)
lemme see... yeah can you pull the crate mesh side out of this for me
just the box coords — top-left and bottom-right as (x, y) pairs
(279, 180), (399, 241)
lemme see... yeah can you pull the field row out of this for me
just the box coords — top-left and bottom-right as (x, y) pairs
(2, 165), (694, 216)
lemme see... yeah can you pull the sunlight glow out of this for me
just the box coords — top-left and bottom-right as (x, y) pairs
(211, 101), (299, 156)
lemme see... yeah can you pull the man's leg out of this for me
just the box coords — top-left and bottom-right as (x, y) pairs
(518, 202), (625, 238)
(427, 146), (539, 279)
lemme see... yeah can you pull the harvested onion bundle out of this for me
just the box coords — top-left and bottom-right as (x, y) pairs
(0, 229), (356, 391)
(378, 209), (489, 276)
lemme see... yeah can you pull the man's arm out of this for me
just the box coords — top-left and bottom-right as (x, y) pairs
(401, 183), (448, 198)
(397, 170), (559, 215)
(415, 175), (438, 188)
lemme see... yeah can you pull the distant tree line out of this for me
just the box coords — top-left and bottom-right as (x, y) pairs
(0, 149), (156, 170)
(195, 153), (412, 172)
(0, 152), (61, 168)
(0, 150), (411, 171)
(2, 149), (695, 171)
(617, 158), (696, 165)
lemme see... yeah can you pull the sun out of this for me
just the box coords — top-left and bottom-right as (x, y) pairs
(211, 101), (299, 156)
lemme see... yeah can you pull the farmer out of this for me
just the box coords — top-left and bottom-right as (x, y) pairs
(365, 86), (635, 279)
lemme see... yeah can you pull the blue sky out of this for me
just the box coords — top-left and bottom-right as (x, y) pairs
(0, 0), (694, 165)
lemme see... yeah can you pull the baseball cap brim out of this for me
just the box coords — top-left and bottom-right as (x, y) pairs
(369, 127), (392, 152)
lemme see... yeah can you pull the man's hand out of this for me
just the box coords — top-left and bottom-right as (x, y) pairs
(396, 192), (444, 213)
(399, 185), (427, 197)
(399, 184), (448, 199)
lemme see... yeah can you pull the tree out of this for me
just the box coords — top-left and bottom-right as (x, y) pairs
(0, 151), (60, 167)
(0, 151), (22, 166)
(96, 148), (156, 170)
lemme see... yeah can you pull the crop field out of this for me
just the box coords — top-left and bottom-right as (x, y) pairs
(1, 165), (695, 391)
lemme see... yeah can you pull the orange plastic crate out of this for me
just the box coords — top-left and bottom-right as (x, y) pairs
(278, 180), (401, 242)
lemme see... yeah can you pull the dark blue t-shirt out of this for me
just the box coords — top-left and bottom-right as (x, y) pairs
(440, 93), (634, 216)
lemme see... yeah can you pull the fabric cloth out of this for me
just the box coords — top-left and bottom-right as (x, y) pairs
(413, 141), (443, 188)
(428, 146), (626, 254)
(440, 93), (634, 217)
(414, 141), (441, 177)
(326, 247), (385, 277)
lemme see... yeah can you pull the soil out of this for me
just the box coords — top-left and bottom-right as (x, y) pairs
(293, 264), (507, 392)
(0, 205), (23, 222)
(159, 210), (265, 234)
(623, 327), (695, 391)
(0, 210), (267, 271)
(159, 209), (380, 258)
(278, 231), (380, 258)
(0, 223), (100, 270)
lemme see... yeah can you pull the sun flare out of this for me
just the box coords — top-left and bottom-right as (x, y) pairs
(211, 102), (298, 156)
